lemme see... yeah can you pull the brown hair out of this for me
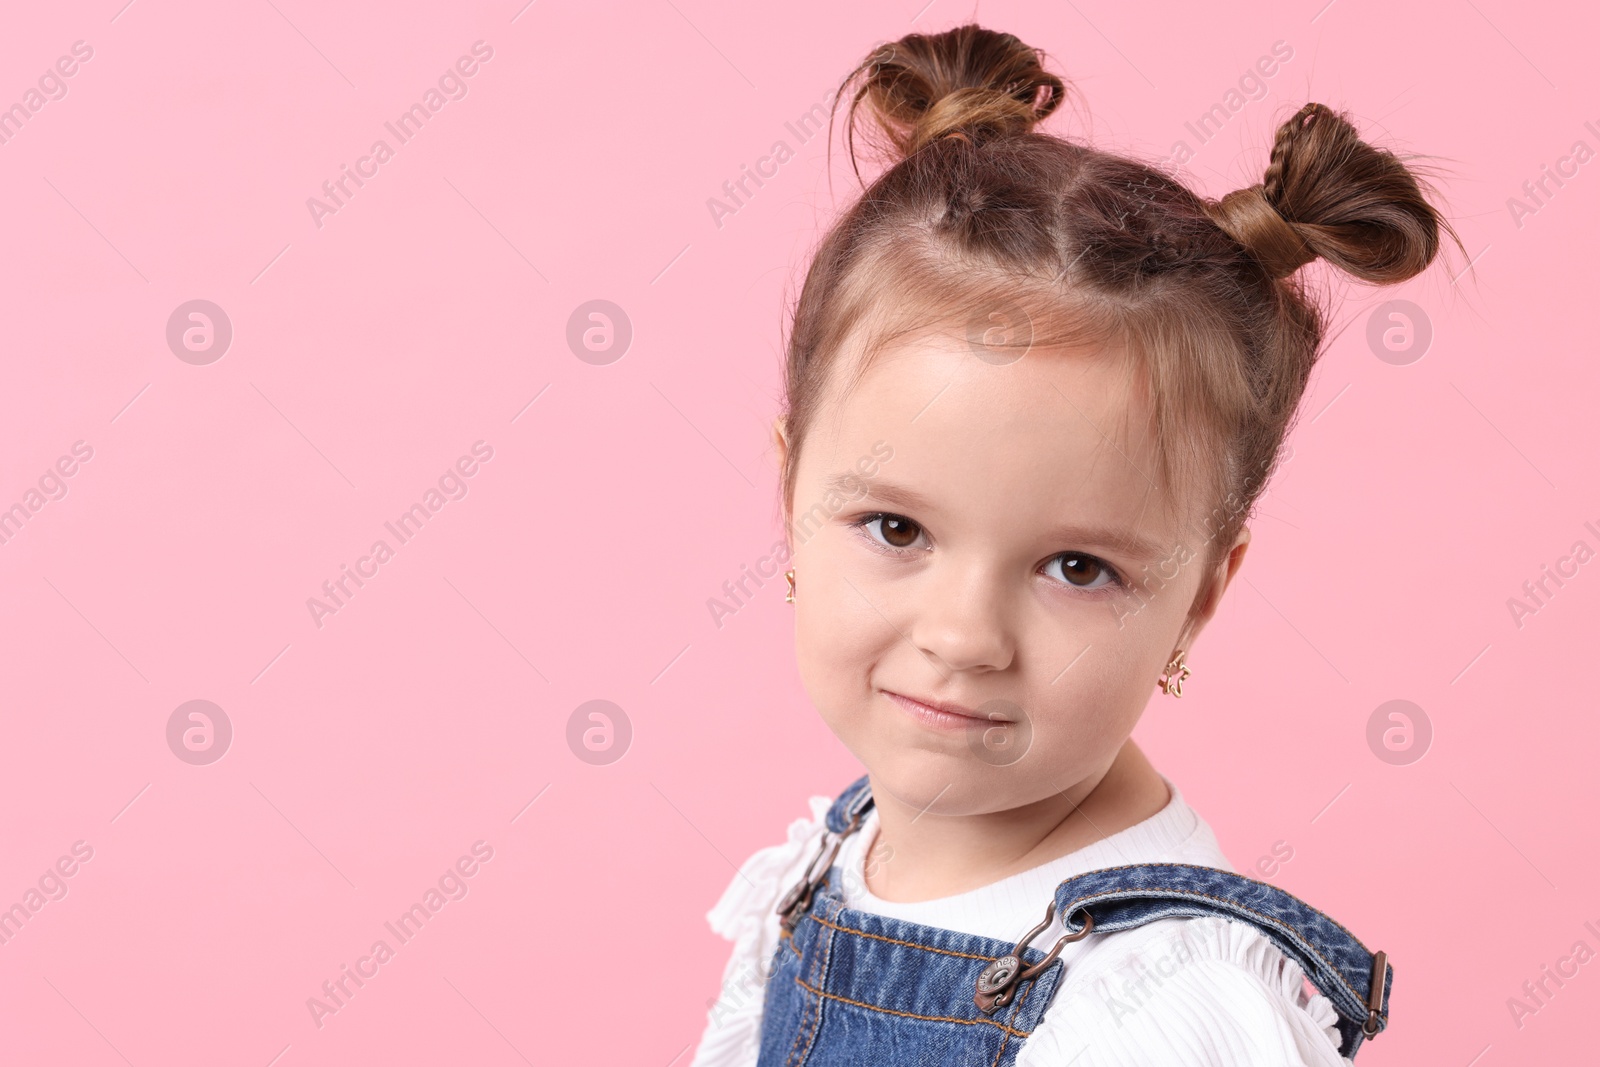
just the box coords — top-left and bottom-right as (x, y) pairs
(778, 23), (1461, 620)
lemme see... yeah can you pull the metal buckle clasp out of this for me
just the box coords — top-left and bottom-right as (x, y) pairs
(776, 810), (863, 936)
(1362, 949), (1388, 1038)
(975, 901), (1094, 1014)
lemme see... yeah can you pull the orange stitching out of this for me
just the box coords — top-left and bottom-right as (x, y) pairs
(1075, 887), (1363, 1006)
(789, 894), (844, 1066)
(781, 972), (812, 1064)
(782, 902), (824, 1067)
(991, 966), (1041, 1066)
(1058, 878), (1372, 1010)
(1056, 864), (1373, 945)
(781, 971), (809, 1067)
(793, 976), (1036, 1039)
(782, 973), (810, 1067)
(805, 912), (998, 961)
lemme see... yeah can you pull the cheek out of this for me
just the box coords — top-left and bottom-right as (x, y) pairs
(1035, 653), (1152, 743)
(1012, 604), (1177, 752)
(790, 534), (903, 740)
(794, 542), (881, 677)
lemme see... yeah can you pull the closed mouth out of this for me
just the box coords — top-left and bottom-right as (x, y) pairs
(882, 690), (1014, 724)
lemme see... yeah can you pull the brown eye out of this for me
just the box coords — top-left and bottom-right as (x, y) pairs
(1059, 555), (1105, 587)
(862, 514), (924, 550)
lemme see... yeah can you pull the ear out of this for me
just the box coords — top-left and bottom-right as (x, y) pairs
(772, 415), (790, 468)
(773, 416), (794, 529)
(1175, 526), (1251, 652)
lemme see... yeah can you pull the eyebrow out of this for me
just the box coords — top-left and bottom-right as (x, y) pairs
(826, 474), (1169, 561)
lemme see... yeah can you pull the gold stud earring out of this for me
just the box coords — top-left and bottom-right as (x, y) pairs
(1158, 649), (1191, 698)
(784, 569), (795, 604)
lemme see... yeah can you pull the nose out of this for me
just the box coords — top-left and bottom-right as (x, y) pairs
(909, 557), (1016, 676)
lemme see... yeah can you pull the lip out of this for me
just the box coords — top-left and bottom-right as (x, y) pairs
(882, 690), (1013, 733)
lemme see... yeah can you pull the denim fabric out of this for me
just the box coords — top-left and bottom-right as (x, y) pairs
(757, 871), (1064, 1066)
(1050, 863), (1392, 1058)
(758, 774), (1392, 1064)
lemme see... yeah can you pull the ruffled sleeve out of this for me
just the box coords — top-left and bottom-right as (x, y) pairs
(688, 794), (834, 1067)
(1017, 915), (1350, 1067)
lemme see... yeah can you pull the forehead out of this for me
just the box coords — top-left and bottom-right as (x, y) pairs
(803, 330), (1186, 537)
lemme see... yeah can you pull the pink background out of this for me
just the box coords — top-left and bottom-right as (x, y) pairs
(0, 0), (1594, 1063)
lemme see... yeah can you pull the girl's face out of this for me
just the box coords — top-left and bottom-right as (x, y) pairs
(778, 328), (1245, 817)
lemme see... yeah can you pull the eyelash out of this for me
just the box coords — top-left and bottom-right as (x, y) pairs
(846, 512), (1128, 593)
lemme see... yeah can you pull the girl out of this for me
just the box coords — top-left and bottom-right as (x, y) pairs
(692, 23), (1457, 1067)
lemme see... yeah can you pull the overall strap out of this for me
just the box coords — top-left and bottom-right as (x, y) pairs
(1051, 863), (1392, 1059)
(776, 775), (878, 937)
(824, 772), (875, 834)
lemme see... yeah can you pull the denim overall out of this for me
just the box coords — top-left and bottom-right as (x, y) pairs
(758, 774), (1392, 1066)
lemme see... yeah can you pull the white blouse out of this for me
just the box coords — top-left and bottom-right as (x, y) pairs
(689, 778), (1350, 1067)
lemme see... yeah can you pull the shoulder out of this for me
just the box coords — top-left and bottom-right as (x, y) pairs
(689, 792), (834, 1067)
(1017, 916), (1349, 1067)
(704, 792), (834, 944)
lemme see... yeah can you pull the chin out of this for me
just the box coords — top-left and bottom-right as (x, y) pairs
(859, 747), (1007, 816)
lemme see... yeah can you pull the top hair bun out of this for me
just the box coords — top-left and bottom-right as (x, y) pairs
(841, 25), (1447, 288)
(847, 26), (1066, 156)
(1206, 102), (1445, 283)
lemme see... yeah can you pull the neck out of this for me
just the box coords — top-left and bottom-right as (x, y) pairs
(861, 740), (1171, 903)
